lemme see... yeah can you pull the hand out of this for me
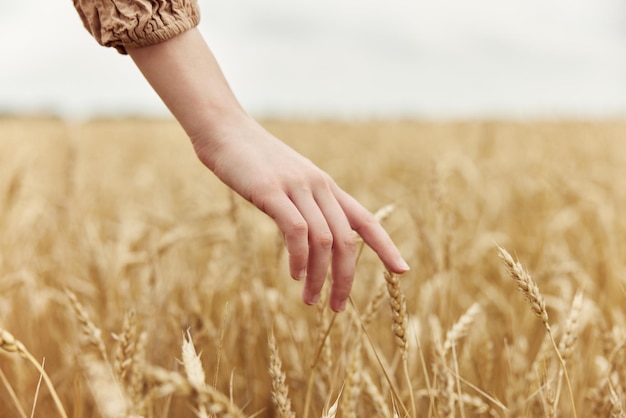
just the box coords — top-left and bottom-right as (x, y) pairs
(127, 29), (409, 311)
(192, 116), (410, 312)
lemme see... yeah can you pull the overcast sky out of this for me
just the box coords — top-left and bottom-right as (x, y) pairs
(1, 0), (626, 118)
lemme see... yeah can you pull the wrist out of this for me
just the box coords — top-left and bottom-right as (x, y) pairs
(187, 108), (259, 172)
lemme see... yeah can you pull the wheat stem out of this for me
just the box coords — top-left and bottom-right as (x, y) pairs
(0, 366), (28, 418)
(0, 329), (68, 418)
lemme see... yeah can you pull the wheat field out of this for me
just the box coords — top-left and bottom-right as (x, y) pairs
(0, 116), (625, 417)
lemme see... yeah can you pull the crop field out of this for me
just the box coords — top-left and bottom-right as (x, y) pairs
(0, 116), (625, 417)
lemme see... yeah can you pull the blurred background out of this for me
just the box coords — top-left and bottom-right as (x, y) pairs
(1, 0), (626, 119)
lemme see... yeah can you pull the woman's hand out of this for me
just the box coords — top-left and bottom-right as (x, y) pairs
(192, 116), (409, 312)
(128, 29), (409, 312)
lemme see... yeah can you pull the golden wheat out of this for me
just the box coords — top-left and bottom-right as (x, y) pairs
(443, 302), (481, 356)
(497, 246), (550, 328)
(383, 270), (408, 357)
(268, 331), (296, 418)
(2, 118), (626, 417)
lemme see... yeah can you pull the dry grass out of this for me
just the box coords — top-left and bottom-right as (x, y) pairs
(1, 116), (626, 417)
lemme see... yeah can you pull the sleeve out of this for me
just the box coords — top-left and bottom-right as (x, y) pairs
(72, 0), (200, 54)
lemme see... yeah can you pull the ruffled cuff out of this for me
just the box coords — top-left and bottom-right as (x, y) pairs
(73, 0), (200, 54)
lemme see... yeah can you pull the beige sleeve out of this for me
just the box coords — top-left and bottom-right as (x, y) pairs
(73, 0), (200, 54)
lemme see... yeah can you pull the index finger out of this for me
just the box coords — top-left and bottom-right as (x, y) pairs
(333, 186), (410, 274)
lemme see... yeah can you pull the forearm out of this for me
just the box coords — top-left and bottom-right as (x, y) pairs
(127, 28), (251, 169)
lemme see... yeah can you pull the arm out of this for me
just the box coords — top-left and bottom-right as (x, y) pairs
(71, 1), (410, 310)
(127, 29), (409, 312)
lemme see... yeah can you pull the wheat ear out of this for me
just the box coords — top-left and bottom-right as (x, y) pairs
(384, 269), (408, 356)
(497, 245), (577, 418)
(497, 246), (549, 328)
(113, 309), (137, 383)
(608, 383), (626, 418)
(383, 269), (416, 417)
(268, 331), (296, 418)
(65, 289), (108, 361)
(182, 330), (215, 418)
(558, 290), (584, 363)
(443, 303), (481, 356)
(322, 388), (342, 418)
(456, 393), (497, 417)
(112, 307), (143, 411)
(144, 364), (246, 418)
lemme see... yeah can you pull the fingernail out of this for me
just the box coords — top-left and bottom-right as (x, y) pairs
(305, 292), (320, 306)
(333, 299), (347, 313)
(398, 258), (410, 272)
(295, 270), (306, 281)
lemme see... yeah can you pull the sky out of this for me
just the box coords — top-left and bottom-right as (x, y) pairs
(1, 0), (626, 119)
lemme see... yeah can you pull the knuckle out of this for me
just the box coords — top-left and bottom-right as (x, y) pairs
(308, 171), (332, 190)
(313, 231), (334, 250)
(340, 233), (359, 251)
(353, 211), (379, 232)
(288, 247), (308, 258)
(248, 184), (278, 211)
(286, 220), (308, 237)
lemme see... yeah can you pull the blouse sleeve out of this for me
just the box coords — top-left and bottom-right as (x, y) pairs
(72, 0), (200, 54)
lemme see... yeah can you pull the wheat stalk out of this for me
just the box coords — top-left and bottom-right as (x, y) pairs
(431, 319), (454, 418)
(0, 329), (68, 418)
(361, 283), (387, 328)
(315, 290), (334, 396)
(348, 295), (410, 418)
(339, 342), (363, 418)
(303, 309), (337, 418)
(497, 245), (577, 418)
(0, 367), (28, 418)
(552, 290), (584, 411)
(383, 269), (415, 417)
(478, 339), (494, 391)
(362, 370), (391, 418)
